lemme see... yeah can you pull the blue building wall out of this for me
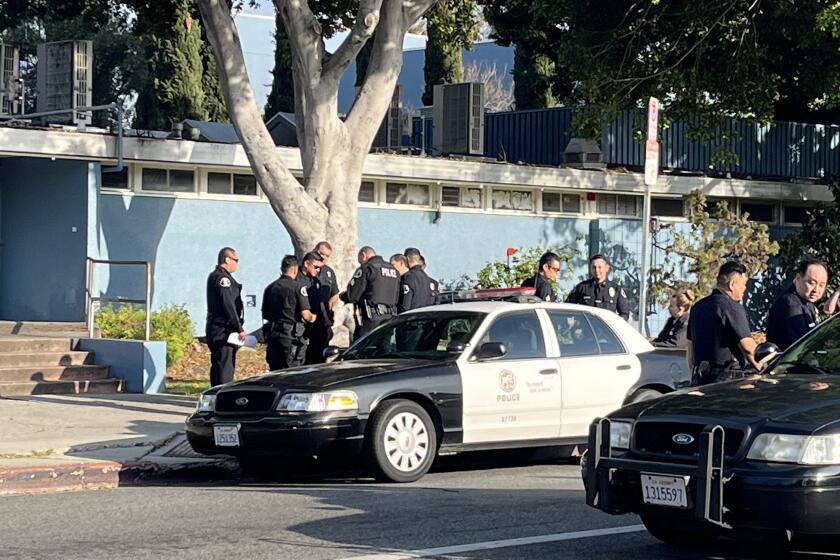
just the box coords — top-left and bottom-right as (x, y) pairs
(0, 158), (90, 321)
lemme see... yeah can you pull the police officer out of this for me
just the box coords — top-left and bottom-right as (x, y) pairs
(206, 247), (245, 386)
(298, 252), (333, 364)
(521, 251), (561, 301)
(261, 255), (316, 370)
(314, 241), (340, 323)
(399, 248), (439, 312)
(766, 258), (828, 351)
(342, 246), (400, 340)
(687, 261), (763, 386)
(390, 253), (409, 278)
(566, 254), (630, 320)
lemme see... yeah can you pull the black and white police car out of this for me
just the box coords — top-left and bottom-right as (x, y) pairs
(186, 288), (690, 482)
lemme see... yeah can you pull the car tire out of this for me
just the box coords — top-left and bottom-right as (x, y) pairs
(367, 399), (438, 483)
(640, 512), (718, 547)
(628, 388), (664, 404)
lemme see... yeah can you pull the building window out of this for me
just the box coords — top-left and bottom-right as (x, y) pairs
(385, 182), (430, 206)
(492, 188), (534, 211)
(704, 197), (736, 218)
(101, 167), (129, 189)
(542, 192), (582, 214)
(740, 202), (777, 223)
(597, 193), (641, 217)
(358, 181), (376, 203)
(207, 172), (258, 196)
(442, 185), (482, 208)
(141, 168), (195, 193)
(652, 197), (684, 217)
(783, 205), (814, 225)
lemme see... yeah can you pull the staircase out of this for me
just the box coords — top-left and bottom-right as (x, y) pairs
(0, 323), (124, 396)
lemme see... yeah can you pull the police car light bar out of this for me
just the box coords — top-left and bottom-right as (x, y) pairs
(440, 287), (538, 303)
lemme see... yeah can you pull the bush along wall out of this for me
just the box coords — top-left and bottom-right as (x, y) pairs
(95, 304), (194, 367)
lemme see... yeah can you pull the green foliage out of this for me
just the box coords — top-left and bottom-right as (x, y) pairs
(95, 304), (195, 367)
(513, 45), (555, 110)
(650, 190), (780, 306)
(264, 13), (294, 118)
(422, 0), (479, 106)
(474, 244), (582, 298)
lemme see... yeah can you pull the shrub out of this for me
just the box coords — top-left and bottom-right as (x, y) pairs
(474, 244), (582, 299)
(95, 304), (195, 367)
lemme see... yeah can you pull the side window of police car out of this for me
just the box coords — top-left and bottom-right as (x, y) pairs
(548, 311), (625, 356)
(586, 314), (625, 354)
(478, 311), (546, 360)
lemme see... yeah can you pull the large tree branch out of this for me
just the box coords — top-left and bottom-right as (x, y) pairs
(276, 0), (327, 89)
(322, 0), (383, 82)
(198, 0), (327, 248)
(345, 0), (436, 155)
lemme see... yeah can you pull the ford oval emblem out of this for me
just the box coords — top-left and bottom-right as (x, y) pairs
(672, 433), (695, 445)
(235, 397), (249, 406)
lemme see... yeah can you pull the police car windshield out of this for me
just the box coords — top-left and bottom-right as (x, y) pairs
(776, 317), (840, 375)
(342, 311), (486, 361)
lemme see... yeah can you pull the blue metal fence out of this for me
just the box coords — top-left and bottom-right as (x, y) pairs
(407, 107), (840, 181)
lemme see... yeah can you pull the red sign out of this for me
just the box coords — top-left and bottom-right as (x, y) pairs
(644, 139), (659, 186)
(647, 97), (659, 141)
(506, 247), (517, 257)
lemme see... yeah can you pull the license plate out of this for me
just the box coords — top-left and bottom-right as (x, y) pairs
(213, 424), (240, 447)
(641, 473), (689, 508)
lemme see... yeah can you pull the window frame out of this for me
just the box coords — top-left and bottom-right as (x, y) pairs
(596, 193), (643, 218)
(384, 181), (432, 207)
(473, 310), (548, 361)
(490, 187), (536, 213)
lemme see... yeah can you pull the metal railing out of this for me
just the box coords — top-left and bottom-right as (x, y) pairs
(85, 257), (153, 340)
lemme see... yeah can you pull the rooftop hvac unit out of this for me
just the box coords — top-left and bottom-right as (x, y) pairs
(36, 40), (93, 125)
(432, 82), (485, 156)
(563, 138), (605, 169)
(371, 84), (403, 150)
(0, 43), (21, 116)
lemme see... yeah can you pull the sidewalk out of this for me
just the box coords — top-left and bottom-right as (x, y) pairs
(0, 393), (237, 496)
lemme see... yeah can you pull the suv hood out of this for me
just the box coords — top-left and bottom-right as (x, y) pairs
(215, 358), (439, 392)
(628, 374), (840, 427)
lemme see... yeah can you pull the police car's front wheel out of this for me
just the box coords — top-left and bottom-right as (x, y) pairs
(641, 512), (717, 547)
(368, 399), (437, 483)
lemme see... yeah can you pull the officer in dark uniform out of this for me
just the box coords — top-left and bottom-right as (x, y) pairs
(399, 248), (438, 312)
(297, 251), (333, 364)
(687, 261), (763, 385)
(314, 241), (340, 323)
(419, 254), (440, 302)
(262, 255), (316, 370)
(521, 251), (561, 301)
(766, 258), (828, 351)
(342, 246), (400, 340)
(566, 254), (630, 320)
(205, 247), (245, 386)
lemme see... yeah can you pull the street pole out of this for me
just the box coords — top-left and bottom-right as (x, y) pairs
(639, 97), (660, 334)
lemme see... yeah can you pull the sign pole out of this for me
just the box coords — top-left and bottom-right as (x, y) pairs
(638, 97), (660, 334)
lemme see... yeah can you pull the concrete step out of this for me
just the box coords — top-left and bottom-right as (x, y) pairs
(0, 378), (125, 397)
(0, 321), (93, 337)
(0, 365), (111, 383)
(0, 338), (71, 354)
(0, 351), (93, 368)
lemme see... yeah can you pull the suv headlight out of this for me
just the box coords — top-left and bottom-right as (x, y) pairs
(276, 390), (359, 412)
(196, 394), (216, 413)
(610, 420), (633, 450)
(748, 433), (840, 465)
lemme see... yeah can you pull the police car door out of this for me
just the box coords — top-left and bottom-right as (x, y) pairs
(459, 310), (560, 444)
(548, 310), (639, 438)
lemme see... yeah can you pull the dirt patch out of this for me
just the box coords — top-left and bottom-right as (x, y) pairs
(167, 341), (269, 382)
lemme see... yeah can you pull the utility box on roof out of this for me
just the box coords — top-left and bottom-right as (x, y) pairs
(36, 40), (93, 125)
(0, 43), (21, 116)
(433, 82), (485, 156)
(564, 137), (605, 169)
(371, 84), (403, 150)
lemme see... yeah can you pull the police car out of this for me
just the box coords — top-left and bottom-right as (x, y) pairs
(186, 288), (690, 482)
(582, 315), (840, 547)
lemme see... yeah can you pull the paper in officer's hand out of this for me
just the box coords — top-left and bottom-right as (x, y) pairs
(227, 333), (258, 348)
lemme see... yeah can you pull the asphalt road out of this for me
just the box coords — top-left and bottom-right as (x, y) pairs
(1, 455), (836, 560)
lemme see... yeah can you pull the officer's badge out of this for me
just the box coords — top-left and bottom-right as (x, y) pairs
(403, 285), (411, 294)
(353, 268), (363, 279)
(429, 282), (436, 291)
(326, 270), (332, 278)
(219, 277), (231, 288)
(300, 286), (308, 297)
(608, 286), (616, 298)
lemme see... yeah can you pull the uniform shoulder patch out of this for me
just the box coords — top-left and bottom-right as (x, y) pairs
(219, 277), (231, 288)
(402, 284), (411, 294)
(300, 286), (308, 297)
(353, 268), (363, 279)
(429, 282), (436, 291)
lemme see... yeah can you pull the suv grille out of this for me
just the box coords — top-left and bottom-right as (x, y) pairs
(633, 422), (744, 459)
(216, 389), (277, 414)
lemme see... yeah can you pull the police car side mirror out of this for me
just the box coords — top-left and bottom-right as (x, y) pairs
(446, 340), (467, 353)
(323, 346), (344, 360)
(475, 342), (507, 361)
(754, 342), (781, 366)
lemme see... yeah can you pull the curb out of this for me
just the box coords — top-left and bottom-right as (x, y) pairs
(0, 458), (238, 496)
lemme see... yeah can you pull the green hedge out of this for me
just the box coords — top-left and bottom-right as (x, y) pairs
(95, 304), (194, 366)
